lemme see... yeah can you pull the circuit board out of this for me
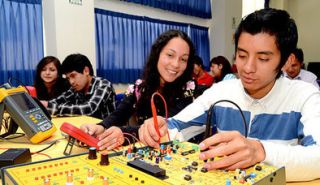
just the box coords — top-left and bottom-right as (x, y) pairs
(1, 141), (285, 185)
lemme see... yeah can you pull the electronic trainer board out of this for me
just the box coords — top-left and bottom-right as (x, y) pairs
(1, 141), (285, 185)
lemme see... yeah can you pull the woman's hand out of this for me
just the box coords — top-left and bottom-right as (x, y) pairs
(139, 116), (168, 148)
(80, 124), (105, 137)
(96, 126), (125, 151)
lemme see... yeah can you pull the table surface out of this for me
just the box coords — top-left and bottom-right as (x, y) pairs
(0, 116), (318, 184)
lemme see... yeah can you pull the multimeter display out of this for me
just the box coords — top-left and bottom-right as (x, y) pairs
(10, 93), (36, 111)
(0, 87), (56, 143)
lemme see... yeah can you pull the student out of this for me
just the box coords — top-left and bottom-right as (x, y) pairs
(210, 55), (236, 82)
(34, 56), (70, 100)
(80, 30), (196, 150)
(41, 53), (116, 119)
(282, 48), (319, 89)
(193, 55), (214, 87)
(138, 9), (320, 181)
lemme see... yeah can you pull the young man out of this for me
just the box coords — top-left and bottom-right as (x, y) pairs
(282, 48), (319, 89)
(41, 53), (116, 119)
(193, 55), (214, 87)
(193, 55), (214, 97)
(138, 9), (320, 181)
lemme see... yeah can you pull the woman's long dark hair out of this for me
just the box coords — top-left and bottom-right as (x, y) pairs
(136, 30), (195, 111)
(34, 56), (66, 100)
(210, 56), (233, 82)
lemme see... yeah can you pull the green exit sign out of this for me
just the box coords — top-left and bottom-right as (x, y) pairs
(69, 0), (82, 5)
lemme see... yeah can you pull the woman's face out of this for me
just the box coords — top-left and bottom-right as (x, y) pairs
(157, 37), (190, 85)
(210, 63), (222, 78)
(40, 62), (58, 84)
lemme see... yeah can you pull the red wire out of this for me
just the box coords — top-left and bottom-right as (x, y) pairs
(123, 132), (142, 147)
(31, 152), (52, 159)
(151, 92), (169, 144)
(123, 136), (131, 147)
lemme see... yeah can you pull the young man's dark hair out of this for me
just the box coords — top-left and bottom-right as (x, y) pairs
(62, 53), (94, 76)
(293, 48), (304, 63)
(193, 55), (204, 68)
(234, 8), (298, 78)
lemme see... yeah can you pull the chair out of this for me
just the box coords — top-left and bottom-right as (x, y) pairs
(307, 62), (320, 79)
(115, 93), (125, 107)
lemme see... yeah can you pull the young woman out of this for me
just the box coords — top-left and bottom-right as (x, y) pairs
(209, 56), (236, 82)
(80, 29), (196, 150)
(34, 56), (69, 100)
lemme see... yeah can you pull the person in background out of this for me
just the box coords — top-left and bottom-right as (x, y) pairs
(139, 8), (320, 181)
(193, 55), (214, 87)
(210, 56), (236, 82)
(282, 48), (319, 89)
(41, 53), (116, 119)
(34, 56), (70, 100)
(193, 55), (214, 97)
(80, 29), (196, 150)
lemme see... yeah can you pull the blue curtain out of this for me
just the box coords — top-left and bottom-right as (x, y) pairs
(123, 0), (212, 19)
(95, 9), (210, 83)
(0, 0), (43, 86)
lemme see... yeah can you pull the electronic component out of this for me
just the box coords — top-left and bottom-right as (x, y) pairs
(0, 86), (56, 143)
(0, 148), (31, 169)
(127, 159), (166, 178)
(60, 122), (100, 149)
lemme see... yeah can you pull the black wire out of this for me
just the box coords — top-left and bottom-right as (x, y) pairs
(1, 133), (25, 140)
(204, 100), (248, 140)
(8, 77), (31, 94)
(33, 140), (58, 153)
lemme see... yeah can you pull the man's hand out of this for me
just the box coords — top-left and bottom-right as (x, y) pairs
(139, 116), (168, 148)
(96, 126), (125, 151)
(199, 131), (265, 170)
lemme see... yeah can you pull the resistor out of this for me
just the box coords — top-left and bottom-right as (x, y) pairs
(43, 178), (50, 185)
(103, 177), (109, 185)
(66, 173), (73, 185)
(87, 168), (94, 180)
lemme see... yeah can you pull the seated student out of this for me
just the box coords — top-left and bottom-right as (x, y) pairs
(193, 55), (214, 97)
(34, 56), (70, 100)
(282, 48), (319, 89)
(210, 55), (236, 82)
(193, 55), (214, 87)
(41, 53), (116, 119)
(138, 9), (320, 181)
(80, 29), (196, 150)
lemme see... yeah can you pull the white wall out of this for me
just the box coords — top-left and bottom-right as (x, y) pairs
(287, 0), (320, 64)
(270, 0), (320, 65)
(211, 0), (242, 63)
(42, 0), (96, 72)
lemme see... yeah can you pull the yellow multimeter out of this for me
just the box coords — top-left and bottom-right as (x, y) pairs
(0, 86), (56, 143)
